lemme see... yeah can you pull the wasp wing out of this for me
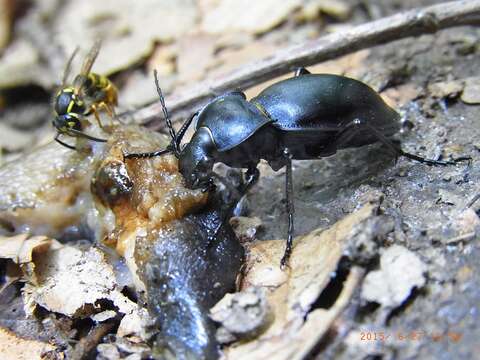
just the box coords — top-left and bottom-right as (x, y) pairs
(62, 47), (79, 86)
(73, 40), (101, 92)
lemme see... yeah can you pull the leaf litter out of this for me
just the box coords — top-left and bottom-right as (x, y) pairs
(218, 203), (377, 359)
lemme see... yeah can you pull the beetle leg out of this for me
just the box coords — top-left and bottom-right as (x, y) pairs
(206, 166), (260, 246)
(280, 148), (295, 269)
(202, 177), (217, 193)
(54, 133), (77, 150)
(294, 67), (311, 77)
(361, 120), (471, 165)
(325, 119), (469, 166)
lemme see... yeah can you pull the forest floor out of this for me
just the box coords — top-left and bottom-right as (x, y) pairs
(0, 1), (479, 359)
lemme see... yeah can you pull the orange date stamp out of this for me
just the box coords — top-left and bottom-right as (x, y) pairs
(359, 330), (463, 343)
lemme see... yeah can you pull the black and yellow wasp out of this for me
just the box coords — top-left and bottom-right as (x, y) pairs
(53, 41), (118, 149)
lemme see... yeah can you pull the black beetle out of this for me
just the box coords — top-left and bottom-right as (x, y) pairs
(127, 68), (465, 267)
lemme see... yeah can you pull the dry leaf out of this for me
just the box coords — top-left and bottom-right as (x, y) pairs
(0, 234), (51, 265)
(0, 327), (57, 360)
(116, 306), (154, 341)
(225, 268), (363, 360)
(454, 208), (480, 235)
(428, 80), (464, 99)
(0, 123), (36, 152)
(382, 84), (423, 108)
(210, 41), (278, 80)
(54, 0), (198, 75)
(223, 204), (376, 359)
(361, 245), (426, 308)
(97, 343), (120, 360)
(177, 35), (218, 84)
(299, 0), (351, 21)
(0, 234), (61, 283)
(229, 216), (263, 243)
(211, 287), (272, 343)
(23, 246), (118, 316)
(22, 245), (148, 326)
(21, 242), (155, 341)
(202, 0), (301, 35)
(461, 77), (480, 104)
(0, 40), (46, 89)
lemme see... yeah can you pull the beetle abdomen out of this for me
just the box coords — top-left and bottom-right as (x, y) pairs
(251, 74), (400, 136)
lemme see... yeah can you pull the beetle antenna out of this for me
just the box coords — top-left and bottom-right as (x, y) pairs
(153, 69), (179, 155)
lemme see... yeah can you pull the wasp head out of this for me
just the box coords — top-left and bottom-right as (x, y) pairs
(54, 87), (85, 116)
(52, 113), (82, 134)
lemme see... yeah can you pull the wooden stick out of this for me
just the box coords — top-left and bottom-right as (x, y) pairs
(126, 0), (480, 128)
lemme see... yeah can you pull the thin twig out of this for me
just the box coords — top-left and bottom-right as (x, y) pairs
(466, 193), (480, 209)
(444, 231), (476, 244)
(126, 0), (480, 129)
(69, 321), (116, 360)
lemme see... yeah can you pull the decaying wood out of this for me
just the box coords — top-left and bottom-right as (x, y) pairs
(126, 0), (480, 129)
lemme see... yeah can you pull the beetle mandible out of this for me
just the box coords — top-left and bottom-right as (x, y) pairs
(126, 68), (465, 267)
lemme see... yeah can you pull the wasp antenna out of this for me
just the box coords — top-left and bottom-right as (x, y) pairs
(68, 128), (108, 143)
(62, 47), (79, 86)
(153, 69), (179, 155)
(54, 133), (77, 150)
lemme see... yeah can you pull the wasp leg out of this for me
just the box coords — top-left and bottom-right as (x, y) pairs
(105, 103), (123, 125)
(207, 166), (260, 246)
(86, 104), (107, 130)
(85, 88), (111, 128)
(54, 133), (77, 150)
(294, 67), (311, 77)
(323, 119), (469, 166)
(280, 148), (295, 269)
(95, 101), (117, 127)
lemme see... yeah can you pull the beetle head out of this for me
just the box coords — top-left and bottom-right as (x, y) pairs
(179, 127), (216, 190)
